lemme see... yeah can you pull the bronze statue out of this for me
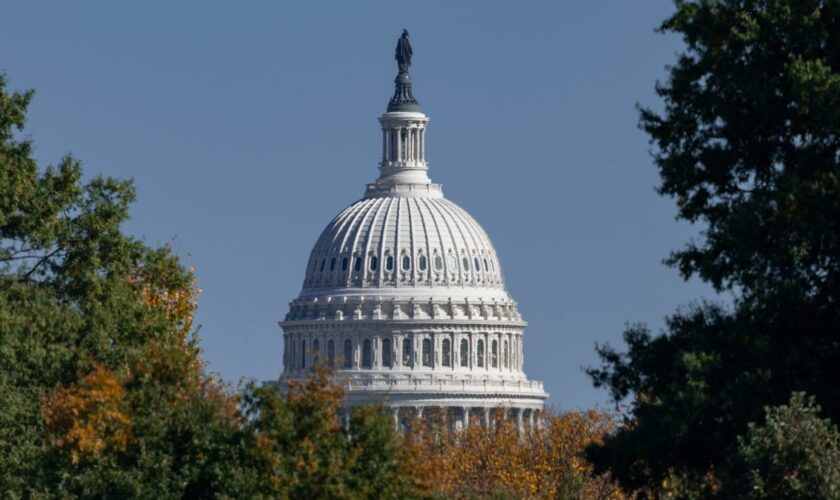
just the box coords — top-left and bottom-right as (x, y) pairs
(395, 29), (412, 73)
(388, 30), (419, 111)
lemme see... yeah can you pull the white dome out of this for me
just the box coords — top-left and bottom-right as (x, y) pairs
(303, 194), (504, 291)
(278, 41), (547, 425)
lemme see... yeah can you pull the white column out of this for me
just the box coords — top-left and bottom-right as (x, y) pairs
(528, 409), (535, 431)
(396, 128), (402, 162)
(462, 407), (470, 429)
(515, 408), (524, 433)
(393, 407), (400, 430)
(483, 407), (491, 428)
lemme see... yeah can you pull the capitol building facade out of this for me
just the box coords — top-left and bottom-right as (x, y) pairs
(278, 32), (547, 430)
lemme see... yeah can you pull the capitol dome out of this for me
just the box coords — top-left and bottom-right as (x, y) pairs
(279, 31), (546, 430)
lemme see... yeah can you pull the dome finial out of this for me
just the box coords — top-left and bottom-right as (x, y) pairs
(388, 30), (420, 112)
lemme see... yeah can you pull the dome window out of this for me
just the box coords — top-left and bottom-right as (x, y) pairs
(448, 254), (457, 270)
(402, 337), (413, 365)
(422, 338), (432, 367)
(477, 339), (485, 367)
(328, 339), (335, 367)
(301, 340), (306, 369)
(419, 255), (427, 271)
(319, 259), (326, 272)
(462, 257), (470, 271)
(343, 339), (352, 368)
(442, 338), (451, 367)
(491, 340), (498, 368)
(474, 257), (481, 272)
(434, 255), (443, 271)
(354, 257), (362, 272)
(362, 339), (372, 368)
(369, 256), (378, 271)
(341, 257), (349, 271)
(459, 339), (469, 367)
(484, 258), (489, 272)
(402, 255), (411, 271)
(330, 258), (336, 271)
(382, 338), (392, 368)
(386, 255), (394, 271)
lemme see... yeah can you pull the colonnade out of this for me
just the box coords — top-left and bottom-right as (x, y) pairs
(284, 330), (525, 374)
(339, 406), (540, 433)
(382, 125), (426, 165)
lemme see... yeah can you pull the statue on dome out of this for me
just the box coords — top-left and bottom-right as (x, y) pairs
(395, 29), (413, 73)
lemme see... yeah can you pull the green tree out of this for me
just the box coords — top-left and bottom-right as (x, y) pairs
(0, 74), (417, 498)
(737, 392), (840, 499)
(239, 367), (418, 499)
(0, 72), (246, 497)
(586, 0), (840, 495)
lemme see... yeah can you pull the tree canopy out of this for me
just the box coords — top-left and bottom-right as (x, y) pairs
(587, 0), (840, 495)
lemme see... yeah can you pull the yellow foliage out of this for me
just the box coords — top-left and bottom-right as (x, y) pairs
(403, 407), (627, 499)
(136, 266), (201, 342)
(41, 364), (131, 465)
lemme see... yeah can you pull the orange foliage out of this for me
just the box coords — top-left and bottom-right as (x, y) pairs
(404, 407), (627, 499)
(41, 364), (131, 465)
(136, 266), (201, 342)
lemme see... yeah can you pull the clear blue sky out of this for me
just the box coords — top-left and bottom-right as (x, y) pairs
(1, 1), (716, 410)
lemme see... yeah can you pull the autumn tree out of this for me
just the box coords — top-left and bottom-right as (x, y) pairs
(587, 0), (840, 495)
(403, 408), (625, 499)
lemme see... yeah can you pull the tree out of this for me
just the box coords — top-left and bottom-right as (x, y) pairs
(737, 392), (840, 499)
(586, 0), (840, 495)
(238, 366), (419, 499)
(0, 72), (247, 496)
(0, 73), (421, 498)
(402, 408), (626, 499)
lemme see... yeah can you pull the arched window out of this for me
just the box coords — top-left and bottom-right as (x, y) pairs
(341, 257), (349, 271)
(386, 255), (394, 271)
(382, 338), (392, 368)
(460, 339), (469, 367)
(419, 255), (427, 271)
(442, 338), (451, 367)
(312, 259), (318, 271)
(369, 255), (378, 271)
(319, 259), (326, 272)
(462, 257), (470, 271)
(362, 339), (372, 368)
(491, 339), (498, 368)
(330, 257), (336, 271)
(474, 257), (481, 273)
(354, 257), (362, 272)
(328, 339), (335, 367)
(477, 339), (485, 367)
(402, 255), (411, 271)
(503, 340), (509, 369)
(343, 339), (352, 368)
(312, 339), (320, 365)
(422, 338), (432, 367)
(434, 255), (443, 271)
(301, 340), (307, 369)
(402, 337), (412, 366)
(448, 254), (457, 270)
(484, 258), (489, 272)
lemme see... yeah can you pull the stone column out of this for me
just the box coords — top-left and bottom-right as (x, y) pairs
(515, 408), (524, 434)
(483, 407), (491, 428)
(462, 407), (470, 430)
(528, 409), (535, 431)
(396, 128), (402, 161)
(392, 407), (400, 430)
